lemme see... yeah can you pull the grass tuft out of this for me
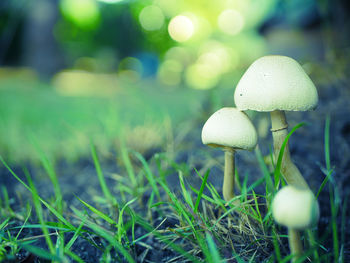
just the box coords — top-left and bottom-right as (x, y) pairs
(0, 116), (344, 262)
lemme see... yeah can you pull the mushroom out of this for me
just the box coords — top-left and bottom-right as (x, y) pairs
(234, 55), (318, 189)
(272, 185), (319, 262)
(201, 107), (257, 202)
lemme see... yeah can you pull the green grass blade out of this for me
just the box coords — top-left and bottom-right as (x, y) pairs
(30, 137), (63, 213)
(193, 168), (226, 209)
(205, 232), (222, 263)
(274, 122), (306, 183)
(0, 218), (10, 230)
(119, 140), (137, 187)
(316, 169), (333, 199)
(306, 229), (320, 262)
(252, 190), (263, 224)
(25, 170), (55, 254)
(65, 216), (86, 251)
(158, 180), (195, 227)
(272, 227), (281, 262)
(76, 196), (116, 225)
(190, 186), (216, 204)
(117, 198), (137, 242)
(12, 223), (72, 232)
(195, 232), (212, 263)
(90, 142), (117, 207)
(132, 151), (161, 200)
(241, 173), (249, 202)
(255, 147), (274, 193)
(194, 169), (210, 213)
(323, 115), (339, 261)
(72, 207), (135, 263)
(55, 231), (64, 260)
(65, 249), (85, 263)
(131, 217), (167, 245)
(20, 243), (61, 261)
(0, 156), (74, 229)
(88, 222), (135, 263)
(134, 214), (200, 263)
(232, 253), (247, 263)
(247, 176), (266, 194)
(179, 171), (194, 210)
(15, 206), (32, 240)
(1, 185), (10, 211)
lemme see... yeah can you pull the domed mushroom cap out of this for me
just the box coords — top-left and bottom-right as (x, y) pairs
(234, 55), (318, 111)
(272, 186), (319, 230)
(201, 107), (257, 150)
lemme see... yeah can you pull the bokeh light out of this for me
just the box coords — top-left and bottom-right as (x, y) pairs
(74, 57), (99, 72)
(185, 62), (220, 90)
(168, 15), (195, 42)
(198, 41), (232, 73)
(139, 5), (165, 31)
(164, 46), (193, 67)
(192, 16), (212, 41)
(154, 0), (181, 18)
(157, 59), (183, 86)
(97, 0), (125, 3)
(217, 9), (244, 35)
(53, 70), (117, 96)
(60, 0), (100, 29)
(118, 57), (143, 82)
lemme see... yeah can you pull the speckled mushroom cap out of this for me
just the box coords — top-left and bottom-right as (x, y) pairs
(201, 107), (257, 150)
(272, 186), (319, 230)
(234, 55), (318, 111)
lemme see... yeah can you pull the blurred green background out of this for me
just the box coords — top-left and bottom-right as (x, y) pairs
(0, 0), (349, 163)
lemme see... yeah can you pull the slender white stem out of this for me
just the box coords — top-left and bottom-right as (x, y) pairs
(223, 148), (235, 202)
(288, 228), (303, 262)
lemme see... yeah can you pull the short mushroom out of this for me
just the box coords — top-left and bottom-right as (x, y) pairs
(272, 185), (319, 262)
(201, 107), (257, 202)
(234, 55), (318, 189)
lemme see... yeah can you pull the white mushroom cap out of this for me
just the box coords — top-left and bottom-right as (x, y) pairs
(234, 55), (318, 111)
(272, 185), (319, 230)
(201, 107), (257, 150)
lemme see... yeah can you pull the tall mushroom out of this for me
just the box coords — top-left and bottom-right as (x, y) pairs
(201, 107), (257, 202)
(272, 185), (319, 262)
(234, 55), (318, 189)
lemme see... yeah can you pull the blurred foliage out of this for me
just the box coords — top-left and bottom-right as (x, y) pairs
(1, 0), (350, 162)
(0, 76), (206, 163)
(55, 0), (278, 89)
(2, 0), (347, 89)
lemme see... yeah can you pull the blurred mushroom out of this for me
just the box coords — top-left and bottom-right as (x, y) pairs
(272, 185), (319, 262)
(201, 107), (257, 202)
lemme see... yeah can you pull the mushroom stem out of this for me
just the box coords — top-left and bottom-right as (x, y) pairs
(223, 148), (235, 202)
(288, 228), (303, 262)
(270, 110), (309, 189)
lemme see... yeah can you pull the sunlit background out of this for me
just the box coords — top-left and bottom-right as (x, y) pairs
(0, 0), (349, 162)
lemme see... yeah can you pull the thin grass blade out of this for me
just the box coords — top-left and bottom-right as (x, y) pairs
(194, 169), (210, 213)
(274, 122), (306, 184)
(90, 141), (117, 207)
